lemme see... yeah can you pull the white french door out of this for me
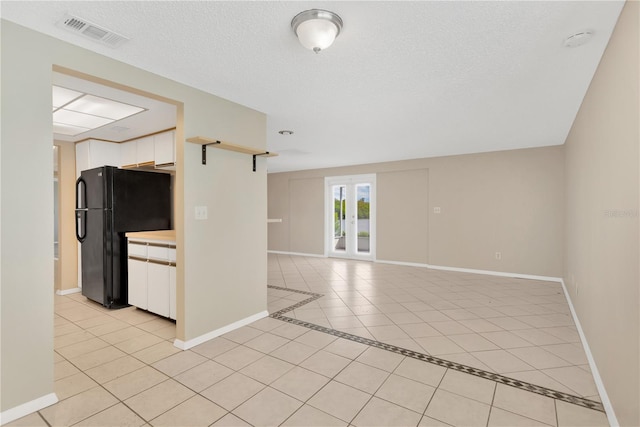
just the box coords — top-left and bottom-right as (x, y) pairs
(325, 174), (376, 260)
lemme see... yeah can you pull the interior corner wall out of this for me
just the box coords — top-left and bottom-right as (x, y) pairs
(563, 1), (639, 425)
(1, 21), (55, 413)
(1, 20), (267, 415)
(267, 145), (564, 277)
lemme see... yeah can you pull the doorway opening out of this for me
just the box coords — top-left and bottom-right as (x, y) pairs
(325, 174), (376, 260)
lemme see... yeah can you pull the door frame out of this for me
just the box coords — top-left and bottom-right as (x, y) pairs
(324, 174), (376, 261)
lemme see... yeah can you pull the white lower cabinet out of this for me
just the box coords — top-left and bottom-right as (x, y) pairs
(169, 266), (177, 320)
(147, 262), (170, 318)
(128, 239), (176, 319)
(128, 258), (148, 310)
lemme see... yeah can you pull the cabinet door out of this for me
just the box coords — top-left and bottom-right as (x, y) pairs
(169, 266), (176, 320)
(89, 141), (120, 168)
(120, 141), (137, 167)
(147, 262), (170, 317)
(136, 136), (155, 165)
(128, 259), (148, 309)
(154, 131), (175, 166)
(76, 141), (90, 177)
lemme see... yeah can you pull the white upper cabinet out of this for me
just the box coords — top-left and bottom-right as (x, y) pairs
(154, 131), (175, 166)
(136, 136), (155, 165)
(120, 140), (137, 168)
(76, 140), (120, 177)
(119, 131), (175, 169)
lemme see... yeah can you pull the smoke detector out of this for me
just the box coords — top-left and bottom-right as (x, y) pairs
(563, 31), (593, 48)
(57, 13), (129, 48)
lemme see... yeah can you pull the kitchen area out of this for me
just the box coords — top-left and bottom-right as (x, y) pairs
(2, 23), (269, 420)
(54, 70), (179, 320)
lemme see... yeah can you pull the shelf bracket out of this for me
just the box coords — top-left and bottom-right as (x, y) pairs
(252, 152), (271, 172)
(201, 140), (221, 165)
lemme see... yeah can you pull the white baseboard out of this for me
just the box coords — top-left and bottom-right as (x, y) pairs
(375, 259), (430, 269)
(0, 393), (58, 426)
(376, 259), (562, 283)
(173, 310), (269, 350)
(55, 287), (81, 296)
(426, 264), (562, 283)
(267, 250), (326, 258)
(559, 279), (619, 426)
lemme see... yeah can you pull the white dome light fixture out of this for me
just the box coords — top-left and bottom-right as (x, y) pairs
(291, 9), (343, 54)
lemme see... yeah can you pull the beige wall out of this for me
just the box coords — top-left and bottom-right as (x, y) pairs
(564, 1), (639, 425)
(54, 141), (78, 292)
(1, 21), (56, 412)
(377, 169), (429, 264)
(268, 145), (564, 277)
(1, 20), (267, 415)
(288, 178), (325, 254)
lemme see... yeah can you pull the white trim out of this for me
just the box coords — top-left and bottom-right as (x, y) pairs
(375, 259), (430, 269)
(427, 263), (563, 283)
(173, 310), (269, 350)
(55, 287), (81, 296)
(267, 250), (326, 258)
(0, 393), (58, 426)
(376, 259), (563, 283)
(559, 279), (619, 427)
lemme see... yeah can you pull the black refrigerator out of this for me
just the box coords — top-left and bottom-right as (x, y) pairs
(75, 166), (171, 308)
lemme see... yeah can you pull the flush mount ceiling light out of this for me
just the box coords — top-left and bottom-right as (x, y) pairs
(291, 9), (343, 53)
(52, 85), (145, 136)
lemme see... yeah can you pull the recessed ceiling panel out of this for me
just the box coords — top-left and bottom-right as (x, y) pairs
(52, 86), (83, 108)
(52, 122), (91, 136)
(64, 95), (144, 120)
(53, 109), (113, 129)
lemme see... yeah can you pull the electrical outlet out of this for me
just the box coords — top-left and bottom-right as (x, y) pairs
(433, 207), (441, 214)
(495, 252), (502, 260)
(195, 206), (208, 220)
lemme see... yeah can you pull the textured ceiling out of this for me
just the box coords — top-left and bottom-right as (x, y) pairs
(1, 1), (625, 172)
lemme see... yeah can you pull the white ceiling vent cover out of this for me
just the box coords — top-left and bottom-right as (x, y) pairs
(57, 14), (129, 48)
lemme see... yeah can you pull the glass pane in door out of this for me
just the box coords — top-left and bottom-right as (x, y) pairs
(333, 185), (347, 251)
(356, 184), (370, 253)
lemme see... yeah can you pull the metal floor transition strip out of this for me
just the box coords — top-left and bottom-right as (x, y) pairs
(267, 284), (605, 413)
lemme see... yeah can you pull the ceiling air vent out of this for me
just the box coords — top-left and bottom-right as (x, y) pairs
(57, 13), (129, 48)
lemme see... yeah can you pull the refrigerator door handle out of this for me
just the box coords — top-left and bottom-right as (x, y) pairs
(75, 210), (87, 242)
(76, 177), (87, 242)
(76, 177), (86, 209)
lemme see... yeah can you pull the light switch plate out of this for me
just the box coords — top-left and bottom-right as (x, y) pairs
(195, 206), (208, 220)
(433, 207), (441, 214)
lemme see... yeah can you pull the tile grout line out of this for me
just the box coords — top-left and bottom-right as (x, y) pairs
(418, 359), (449, 426)
(485, 378), (498, 427)
(53, 296), (210, 426)
(267, 285), (605, 414)
(36, 410), (52, 427)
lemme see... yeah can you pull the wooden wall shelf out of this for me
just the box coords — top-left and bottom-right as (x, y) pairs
(186, 136), (277, 171)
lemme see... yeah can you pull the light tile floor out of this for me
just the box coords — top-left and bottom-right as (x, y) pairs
(268, 254), (601, 402)
(7, 254), (609, 426)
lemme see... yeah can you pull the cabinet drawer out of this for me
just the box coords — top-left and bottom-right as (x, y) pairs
(148, 245), (169, 260)
(128, 242), (147, 257)
(168, 248), (177, 262)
